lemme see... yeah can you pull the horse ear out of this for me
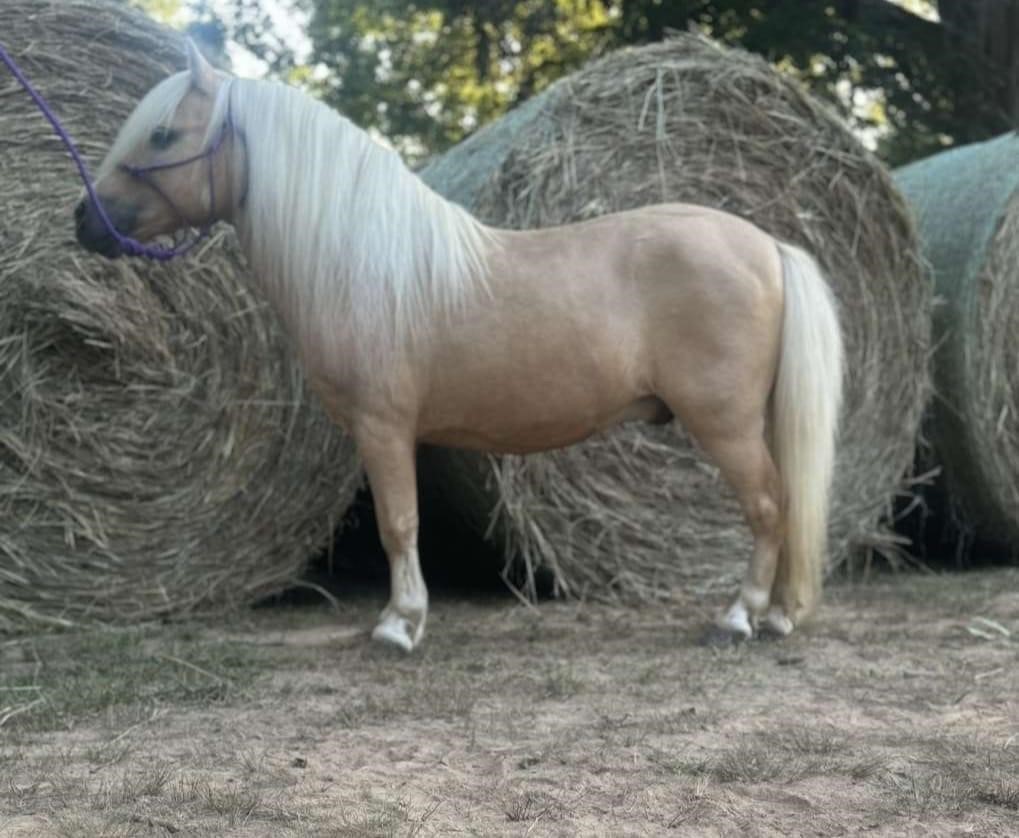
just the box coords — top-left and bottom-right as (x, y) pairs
(185, 38), (217, 93)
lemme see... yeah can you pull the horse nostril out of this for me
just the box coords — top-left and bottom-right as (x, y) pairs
(74, 201), (85, 224)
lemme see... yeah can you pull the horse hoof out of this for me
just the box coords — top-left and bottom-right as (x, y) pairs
(371, 614), (416, 652)
(717, 601), (754, 639)
(701, 604), (754, 645)
(761, 607), (794, 637)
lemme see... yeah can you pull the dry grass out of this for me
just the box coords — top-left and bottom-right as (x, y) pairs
(422, 35), (930, 600)
(0, 623), (268, 734)
(886, 734), (1019, 816)
(0, 0), (358, 633)
(1, 568), (1018, 835)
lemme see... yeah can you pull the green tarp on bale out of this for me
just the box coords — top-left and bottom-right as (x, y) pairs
(896, 133), (1019, 547)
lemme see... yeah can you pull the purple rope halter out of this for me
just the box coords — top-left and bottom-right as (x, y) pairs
(0, 41), (229, 261)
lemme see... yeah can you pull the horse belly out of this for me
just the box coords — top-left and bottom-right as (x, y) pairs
(418, 336), (654, 454)
(419, 399), (662, 454)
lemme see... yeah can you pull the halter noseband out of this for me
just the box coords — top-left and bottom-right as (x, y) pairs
(118, 106), (236, 250)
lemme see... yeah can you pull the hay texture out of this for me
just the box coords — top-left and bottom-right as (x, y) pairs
(0, 0), (359, 630)
(896, 133), (1019, 549)
(421, 36), (930, 600)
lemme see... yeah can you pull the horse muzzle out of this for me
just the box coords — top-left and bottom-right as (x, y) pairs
(74, 195), (136, 259)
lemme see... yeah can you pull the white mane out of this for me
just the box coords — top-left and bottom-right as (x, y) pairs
(207, 77), (492, 374)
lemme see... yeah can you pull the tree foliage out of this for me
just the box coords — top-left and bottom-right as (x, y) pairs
(130, 0), (230, 66)
(130, 0), (184, 21)
(210, 1), (1015, 165)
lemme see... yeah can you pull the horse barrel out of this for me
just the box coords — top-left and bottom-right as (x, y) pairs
(420, 36), (932, 600)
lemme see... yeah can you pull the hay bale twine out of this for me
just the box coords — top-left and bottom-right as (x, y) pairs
(420, 36), (930, 600)
(895, 133), (1019, 549)
(0, 0), (359, 630)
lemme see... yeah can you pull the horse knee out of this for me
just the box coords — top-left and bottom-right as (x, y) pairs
(378, 509), (419, 555)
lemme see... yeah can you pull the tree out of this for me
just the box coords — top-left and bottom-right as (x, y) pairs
(130, 0), (184, 21)
(938, 0), (1019, 127)
(216, 0), (1014, 165)
(131, 0), (230, 67)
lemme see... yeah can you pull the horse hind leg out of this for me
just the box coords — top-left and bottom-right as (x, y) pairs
(684, 422), (785, 639)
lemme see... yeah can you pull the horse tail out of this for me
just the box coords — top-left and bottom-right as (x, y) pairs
(770, 241), (843, 624)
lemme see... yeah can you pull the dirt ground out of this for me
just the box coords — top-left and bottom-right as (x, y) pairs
(1, 567), (1017, 837)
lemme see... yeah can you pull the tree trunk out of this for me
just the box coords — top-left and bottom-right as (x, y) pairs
(939, 0), (1019, 127)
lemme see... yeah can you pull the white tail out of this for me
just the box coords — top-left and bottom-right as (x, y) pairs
(771, 242), (844, 623)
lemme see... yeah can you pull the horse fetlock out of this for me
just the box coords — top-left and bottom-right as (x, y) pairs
(716, 584), (769, 638)
(740, 584), (770, 615)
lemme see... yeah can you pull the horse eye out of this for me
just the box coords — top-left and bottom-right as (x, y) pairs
(150, 126), (179, 150)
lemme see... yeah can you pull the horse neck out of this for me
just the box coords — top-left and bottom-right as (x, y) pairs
(226, 79), (491, 378)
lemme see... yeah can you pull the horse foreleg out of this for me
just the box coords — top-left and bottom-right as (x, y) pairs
(354, 422), (428, 652)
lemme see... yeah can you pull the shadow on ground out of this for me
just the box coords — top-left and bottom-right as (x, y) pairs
(260, 485), (558, 611)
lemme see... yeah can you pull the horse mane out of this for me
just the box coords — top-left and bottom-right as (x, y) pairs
(205, 76), (492, 372)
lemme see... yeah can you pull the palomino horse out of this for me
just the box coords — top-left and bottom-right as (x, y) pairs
(76, 41), (843, 651)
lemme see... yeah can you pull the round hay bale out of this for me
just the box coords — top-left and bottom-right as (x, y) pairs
(420, 36), (930, 600)
(895, 133), (1019, 549)
(0, 0), (359, 630)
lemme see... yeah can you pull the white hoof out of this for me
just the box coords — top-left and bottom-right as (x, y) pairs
(371, 613), (417, 652)
(719, 601), (754, 639)
(762, 607), (794, 637)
